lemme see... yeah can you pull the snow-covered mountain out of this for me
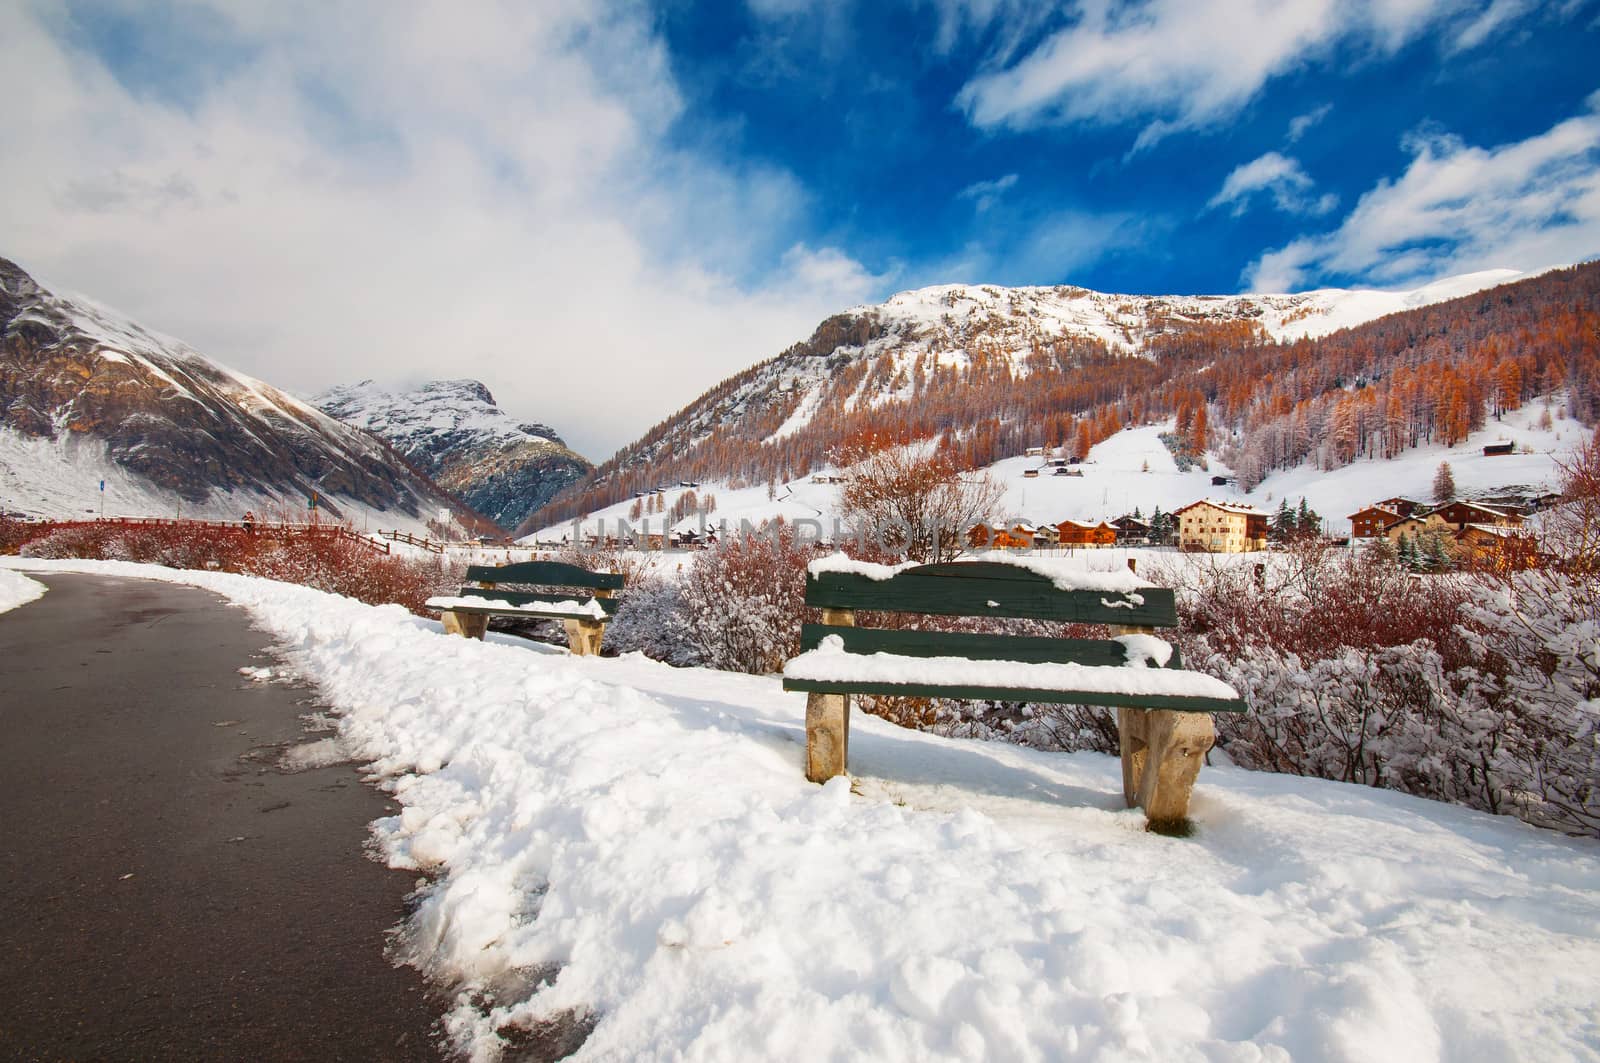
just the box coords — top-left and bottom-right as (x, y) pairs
(315, 379), (592, 530)
(0, 256), (473, 529)
(526, 266), (1545, 531)
(675, 269), (1533, 456)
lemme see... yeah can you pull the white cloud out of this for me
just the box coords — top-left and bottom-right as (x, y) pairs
(1207, 151), (1339, 216)
(1244, 102), (1600, 291)
(957, 172), (1019, 212)
(1287, 103), (1333, 142)
(0, 2), (883, 460)
(954, 0), (1536, 145)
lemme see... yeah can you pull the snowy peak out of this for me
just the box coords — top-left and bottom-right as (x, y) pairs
(314, 378), (592, 531)
(315, 378), (566, 460)
(854, 268), (1530, 352)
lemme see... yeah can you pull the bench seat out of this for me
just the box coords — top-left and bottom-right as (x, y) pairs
(782, 625), (1244, 714)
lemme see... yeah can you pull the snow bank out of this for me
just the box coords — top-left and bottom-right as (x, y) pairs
(0, 567), (46, 614)
(7, 557), (1599, 1063)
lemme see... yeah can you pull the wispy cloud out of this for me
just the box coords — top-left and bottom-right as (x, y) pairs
(953, 0), (1543, 147)
(1245, 97), (1600, 291)
(1287, 103), (1333, 143)
(0, 2), (885, 458)
(1207, 152), (1339, 217)
(957, 172), (1019, 212)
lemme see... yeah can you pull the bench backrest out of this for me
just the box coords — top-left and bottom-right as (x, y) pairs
(803, 561), (1175, 628)
(466, 560), (625, 591)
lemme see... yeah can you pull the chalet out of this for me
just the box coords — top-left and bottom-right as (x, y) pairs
(1482, 442), (1516, 457)
(1384, 515), (1443, 544)
(1211, 475), (1233, 486)
(967, 522), (1034, 550)
(1022, 468), (1040, 478)
(1175, 499), (1270, 553)
(1376, 496), (1427, 518)
(1055, 519), (1117, 547)
(1454, 524), (1538, 569)
(1054, 466), (1083, 477)
(1032, 522), (1062, 548)
(1348, 505), (1403, 539)
(1024, 446), (1046, 457)
(1111, 515), (1151, 545)
(1427, 500), (1522, 530)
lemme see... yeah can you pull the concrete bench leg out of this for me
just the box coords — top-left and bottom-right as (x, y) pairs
(1118, 708), (1214, 832)
(562, 619), (606, 656)
(441, 610), (488, 640)
(806, 691), (850, 782)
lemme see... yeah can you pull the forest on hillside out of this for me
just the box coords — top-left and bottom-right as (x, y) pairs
(525, 263), (1600, 531)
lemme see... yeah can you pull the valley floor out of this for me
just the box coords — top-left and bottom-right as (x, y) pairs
(4, 558), (1598, 1062)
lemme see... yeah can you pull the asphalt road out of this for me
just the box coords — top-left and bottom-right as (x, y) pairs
(0, 574), (447, 1061)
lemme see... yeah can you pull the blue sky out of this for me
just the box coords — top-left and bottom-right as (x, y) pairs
(2, 1), (1598, 454)
(651, 0), (1600, 294)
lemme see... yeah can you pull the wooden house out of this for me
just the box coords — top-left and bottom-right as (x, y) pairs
(1376, 496), (1427, 518)
(1482, 442), (1516, 456)
(1427, 500), (1522, 530)
(1174, 499), (1271, 553)
(1454, 524), (1538, 569)
(1055, 519), (1117, 547)
(1383, 515), (1442, 544)
(1022, 468), (1040, 478)
(1111, 515), (1151, 545)
(1348, 505), (1403, 539)
(967, 522), (1034, 550)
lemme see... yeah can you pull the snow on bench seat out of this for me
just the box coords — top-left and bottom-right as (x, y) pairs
(425, 595), (610, 620)
(783, 633), (1243, 711)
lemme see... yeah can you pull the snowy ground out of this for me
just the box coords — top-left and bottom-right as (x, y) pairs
(0, 567), (45, 614)
(532, 403), (1577, 545)
(5, 557), (1598, 1062)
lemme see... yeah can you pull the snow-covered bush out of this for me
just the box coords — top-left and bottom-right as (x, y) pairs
(674, 520), (815, 674)
(605, 575), (703, 667)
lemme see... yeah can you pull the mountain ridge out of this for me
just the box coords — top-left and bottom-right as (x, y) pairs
(314, 378), (592, 530)
(0, 255), (482, 531)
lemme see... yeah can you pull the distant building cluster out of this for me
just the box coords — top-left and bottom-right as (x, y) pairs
(1347, 496), (1538, 567)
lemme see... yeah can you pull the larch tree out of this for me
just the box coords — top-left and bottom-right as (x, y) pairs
(1433, 461), (1457, 504)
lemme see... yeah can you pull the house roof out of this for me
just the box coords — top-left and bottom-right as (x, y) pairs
(1427, 500), (1512, 519)
(1174, 498), (1273, 517)
(1348, 505), (1401, 520)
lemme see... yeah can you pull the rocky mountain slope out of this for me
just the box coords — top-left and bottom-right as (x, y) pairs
(315, 379), (591, 530)
(524, 267), (1546, 530)
(0, 256), (476, 529)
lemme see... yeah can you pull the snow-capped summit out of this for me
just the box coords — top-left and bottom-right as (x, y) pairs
(0, 255), (469, 528)
(315, 379), (591, 530)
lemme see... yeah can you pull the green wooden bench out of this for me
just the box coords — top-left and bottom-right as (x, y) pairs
(780, 558), (1245, 830)
(426, 560), (625, 656)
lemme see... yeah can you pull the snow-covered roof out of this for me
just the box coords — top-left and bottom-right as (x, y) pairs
(1174, 498), (1273, 517)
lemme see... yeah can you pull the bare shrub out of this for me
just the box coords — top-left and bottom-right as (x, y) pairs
(837, 442), (1001, 562)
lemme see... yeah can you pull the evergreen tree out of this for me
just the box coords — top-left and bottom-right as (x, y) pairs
(1397, 532), (1416, 569)
(1296, 498), (1320, 539)
(1272, 499), (1295, 543)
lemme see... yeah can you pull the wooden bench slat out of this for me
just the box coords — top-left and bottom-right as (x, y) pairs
(780, 676), (1245, 713)
(799, 623), (1183, 669)
(434, 603), (610, 622)
(805, 565), (1176, 627)
(456, 588), (620, 616)
(465, 560), (625, 590)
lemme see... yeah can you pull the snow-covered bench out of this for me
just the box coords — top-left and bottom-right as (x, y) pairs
(781, 555), (1245, 832)
(427, 561), (624, 656)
